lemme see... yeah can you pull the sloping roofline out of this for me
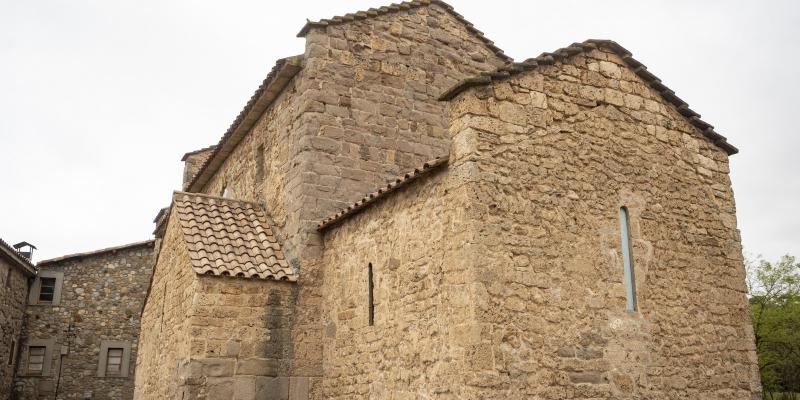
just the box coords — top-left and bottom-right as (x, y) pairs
(0, 238), (36, 276)
(297, 0), (512, 63)
(181, 145), (216, 162)
(185, 56), (303, 192)
(317, 156), (449, 231)
(37, 240), (154, 266)
(439, 39), (738, 155)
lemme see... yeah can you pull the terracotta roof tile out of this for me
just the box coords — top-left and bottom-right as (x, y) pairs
(317, 156), (449, 231)
(297, 0), (512, 62)
(171, 192), (296, 282)
(439, 39), (738, 155)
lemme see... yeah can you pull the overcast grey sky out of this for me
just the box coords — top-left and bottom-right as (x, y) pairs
(1, 0), (797, 262)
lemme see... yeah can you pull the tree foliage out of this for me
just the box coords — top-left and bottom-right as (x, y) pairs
(747, 254), (800, 398)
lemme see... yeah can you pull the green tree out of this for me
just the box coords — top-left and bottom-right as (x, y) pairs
(747, 254), (800, 399)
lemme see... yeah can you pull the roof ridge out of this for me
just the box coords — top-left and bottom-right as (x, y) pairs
(297, 0), (511, 62)
(38, 240), (154, 266)
(317, 155), (449, 231)
(172, 191), (265, 208)
(438, 39), (738, 156)
(180, 145), (217, 161)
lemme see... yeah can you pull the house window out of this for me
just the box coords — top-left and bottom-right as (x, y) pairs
(38, 277), (56, 303)
(29, 271), (64, 306)
(27, 346), (46, 374)
(619, 207), (637, 312)
(105, 348), (124, 376)
(368, 263), (375, 326)
(97, 340), (131, 377)
(4, 267), (10, 287)
(255, 144), (265, 184)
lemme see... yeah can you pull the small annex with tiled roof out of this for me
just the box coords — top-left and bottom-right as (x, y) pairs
(164, 191), (295, 281)
(439, 39), (738, 155)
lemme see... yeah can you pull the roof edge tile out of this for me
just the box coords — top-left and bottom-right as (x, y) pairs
(38, 240), (154, 266)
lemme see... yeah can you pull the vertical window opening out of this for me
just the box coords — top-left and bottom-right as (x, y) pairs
(38, 277), (56, 303)
(5, 267), (11, 287)
(27, 346), (46, 374)
(8, 339), (15, 365)
(619, 207), (637, 312)
(105, 348), (124, 376)
(255, 145), (265, 184)
(368, 263), (374, 326)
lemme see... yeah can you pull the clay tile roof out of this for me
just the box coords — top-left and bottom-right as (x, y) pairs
(171, 192), (296, 282)
(439, 39), (738, 156)
(317, 156), (449, 231)
(297, 0), (512, 63)
(37, 240), (154, 266)
(0, 238), (36, 276)
(186, 56), (303, 192)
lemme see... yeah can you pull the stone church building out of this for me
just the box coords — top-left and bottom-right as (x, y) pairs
(2, 1), (762, 399)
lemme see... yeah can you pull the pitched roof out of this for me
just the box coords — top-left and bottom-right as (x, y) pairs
(297, 0), (511, 62)
(439, 39), (738, 156)
(37, 240), (154, 266)
(186, 56), (303, 192)
(171, 192), (296, 282)
(181, 145), (216, 161)
(317, 156), (449, 231)
(0, 238), (36, 276)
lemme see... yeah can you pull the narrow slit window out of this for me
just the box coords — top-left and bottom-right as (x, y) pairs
(8, 339), (15, 365)
(368, 263), (374, 326)
(38, 277), (56, 303)
(5, 267), (11, 287)
(619, 207), (637, 311)
(255, 145), (265, 184)
(27, 346), (46, 374)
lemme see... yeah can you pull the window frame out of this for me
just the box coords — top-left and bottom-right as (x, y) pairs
(97, 340), (131, 378)
(28, 270), (64, 306)
(619, 206), (638, 312)
(22, 339), (55, 376)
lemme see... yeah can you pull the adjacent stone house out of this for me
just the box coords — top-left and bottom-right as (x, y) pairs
(11, 241), (154, 399)
(134, 1), (761, 399)
(0, 239), (37, 396)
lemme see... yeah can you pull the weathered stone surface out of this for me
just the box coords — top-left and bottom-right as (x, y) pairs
(0, 251), (34, 396)
(13, 242), (154, 400)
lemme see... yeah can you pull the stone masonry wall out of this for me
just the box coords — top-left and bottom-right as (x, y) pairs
(0, 258), (31, 396)
(135, 211), (198, 399)
(136, 208), (304, 400)
(191, 7), (508, 394)
(14, 242), (154, 400)
(446, 47), (761, 398)
(320, 167), (491, 399)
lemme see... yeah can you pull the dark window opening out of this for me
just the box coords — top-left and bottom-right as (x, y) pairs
(7, 339), (15, 365)
(4, 267), (10, 287)
(255, 145), (265, 184)
(368, 263), (374, 326)
(38, 277), (56, 303)
(619, 206), (637, 312)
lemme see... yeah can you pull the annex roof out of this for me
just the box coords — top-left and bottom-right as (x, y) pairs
(170, 191), (296, 282)
(186, 56), (303, 192)
(0, 238), (36, 276)
(317, 156), (449, 231)
(439, 39), (738, 155)
(181, 145), (216, 162)
(297, 0), (511, 62)
(37, 240), (154, 266)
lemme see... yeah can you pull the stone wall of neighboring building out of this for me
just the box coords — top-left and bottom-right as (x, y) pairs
(0, 241), (36, 397)
(444, 44), (761, 398)
(13, 241), (154, 400)
(181, 146), (216, 190)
